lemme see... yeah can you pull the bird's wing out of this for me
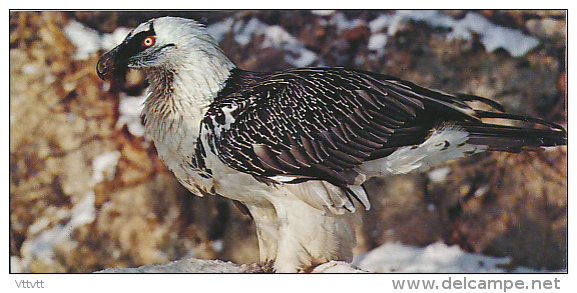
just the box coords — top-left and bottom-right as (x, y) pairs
(201, 67), (565, 210)
(202, 68), (485, 190)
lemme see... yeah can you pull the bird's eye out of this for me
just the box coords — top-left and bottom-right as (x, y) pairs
(142, 36), (155, 47)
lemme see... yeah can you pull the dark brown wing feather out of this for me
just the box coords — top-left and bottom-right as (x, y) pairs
(202, 67), (566, 189)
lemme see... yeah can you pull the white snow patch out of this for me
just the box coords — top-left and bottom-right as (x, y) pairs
(20, 224), (67, 270)
(311, 261), (367, 273)
(461, 12), (539, 57)
(392, 10), (539, 57)
(63, 20), (132, 60)
(206, 18), (235, 43)
(100, 27), (132, 51)
(233, 17), (262, 46)
(94, 241), (555, 273)
(329, 12), (365, 32)
(386, 11), (409, 37)
(427, 167), (451, 183)
(312, 10), (336, 17)
(353, 242), (545, 273)
(44, 74), (56, 84)
(63, 20), (102, 60)
(369, 14), (394, 33)
(102, 81), (111, 92)
(116, 93), (146, 137)
(259, 24), (300, 51)
(401, 10), (470, 39)
(19, 191), (96, 272)
(96, 258), (242, 273)
(474, 185), (489, 197)
(69, 191), (97, 228)
(91, 151), (121, 184)
(210, 239), (224, 252)
(96, 258), (366, 273)
(211, 17), (318, 67)
(21, 64), (38, 75)
(11, 256), (24, 273)
(366, 11), (539, 58)
(261, 25), (318, 67)
(367, 33), (388, 57)
(26, 217), (51, 236)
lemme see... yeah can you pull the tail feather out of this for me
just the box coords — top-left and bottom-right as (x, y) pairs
(462, 110), (566, 152)
(454, 93), (506, 112)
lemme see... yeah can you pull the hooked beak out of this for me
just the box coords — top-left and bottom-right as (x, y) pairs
(96, 46), (122, 80)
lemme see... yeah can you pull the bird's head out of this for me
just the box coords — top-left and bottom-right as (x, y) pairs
(97, 16), (233, 80)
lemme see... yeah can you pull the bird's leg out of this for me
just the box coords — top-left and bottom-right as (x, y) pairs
(271, 191), (358, 273)
(243, 202), (280, 263)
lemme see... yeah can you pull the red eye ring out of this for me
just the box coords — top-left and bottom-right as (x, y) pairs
(142, 36), (155, 47)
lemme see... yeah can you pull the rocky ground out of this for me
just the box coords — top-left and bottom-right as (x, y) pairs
(10, 10), (566, 273)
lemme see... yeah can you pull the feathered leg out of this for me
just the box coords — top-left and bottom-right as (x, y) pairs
(243, 202), (279, 263)
(270, 181), (358, 273)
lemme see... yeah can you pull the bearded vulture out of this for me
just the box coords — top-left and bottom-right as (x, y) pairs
(97, 16), (566, 273)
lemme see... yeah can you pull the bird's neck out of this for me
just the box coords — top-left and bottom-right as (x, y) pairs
(142, 57), (235, 144)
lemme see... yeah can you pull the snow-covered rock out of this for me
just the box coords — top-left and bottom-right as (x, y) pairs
(311, 261), (367, 273)
(96, 258), (242, 273)
(95, 241), (553, 273)
(353, 242), (547, 273)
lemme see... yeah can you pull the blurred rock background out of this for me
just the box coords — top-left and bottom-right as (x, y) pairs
(10, 10), (566, 273)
